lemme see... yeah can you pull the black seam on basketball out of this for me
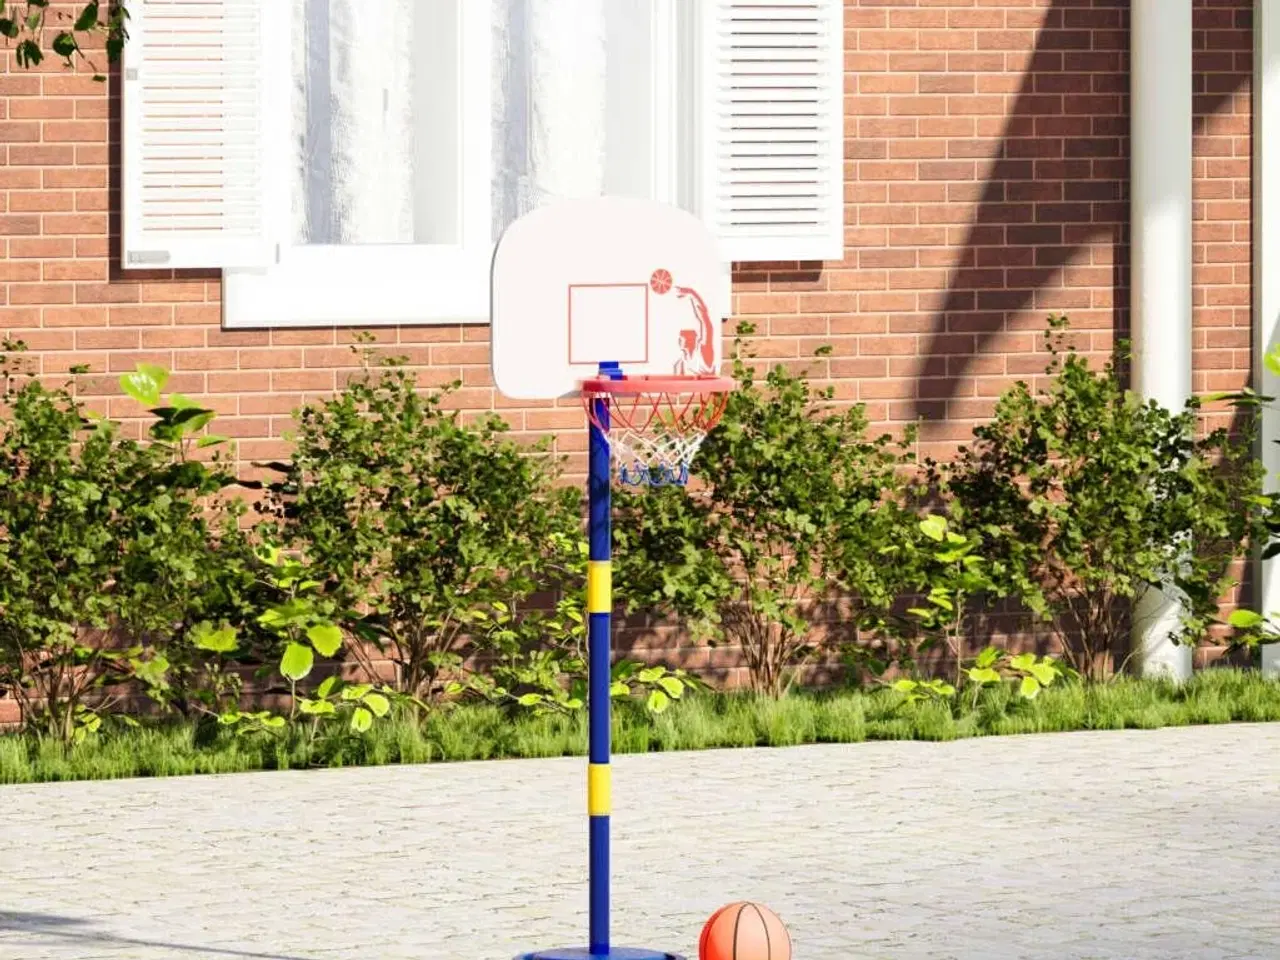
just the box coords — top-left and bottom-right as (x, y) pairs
(747, 902), (771, 960)
(731, 903), (745, 960)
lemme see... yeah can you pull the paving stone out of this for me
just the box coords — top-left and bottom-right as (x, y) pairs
(1, 724), (1278, 959)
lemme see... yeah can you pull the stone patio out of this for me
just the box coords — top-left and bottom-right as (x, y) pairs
(2, 723), (1279, 959)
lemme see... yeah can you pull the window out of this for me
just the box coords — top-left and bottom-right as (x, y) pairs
(122, 0), (845, 329)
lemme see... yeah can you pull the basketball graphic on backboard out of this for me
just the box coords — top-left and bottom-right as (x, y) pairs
(490, 197), (724, 400)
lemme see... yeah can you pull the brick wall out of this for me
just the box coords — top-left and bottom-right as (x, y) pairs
(0, 1), (1258, 708)
(732, 0), (1251, 462)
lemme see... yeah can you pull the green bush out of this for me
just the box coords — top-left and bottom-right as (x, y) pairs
(0, 350), (245, 740)
(941, 318), (1265, 681)
(270, 356), (698, 718)
(885, 513), (1004, 688)
(615, 325), (915, 697)
(271, 358), (585, 705)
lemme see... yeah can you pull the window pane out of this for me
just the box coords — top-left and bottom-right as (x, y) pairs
(292, 0), (656, 248)
(491, 0), (656, 240)
(292, 0), (418, 245)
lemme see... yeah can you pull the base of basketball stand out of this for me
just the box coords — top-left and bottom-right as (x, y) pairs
(515, 948), (684, 959)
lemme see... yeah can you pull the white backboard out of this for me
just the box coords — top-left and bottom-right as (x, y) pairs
(490, 197), (724, 399)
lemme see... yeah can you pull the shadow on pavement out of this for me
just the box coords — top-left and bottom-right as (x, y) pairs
(0, 910), (318, 960)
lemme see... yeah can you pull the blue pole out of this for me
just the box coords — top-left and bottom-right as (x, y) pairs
(516, 363), (676, 960)
(586, 369), (615, 956)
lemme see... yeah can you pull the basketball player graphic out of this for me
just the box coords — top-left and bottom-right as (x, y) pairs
(649, 268), (715, 376)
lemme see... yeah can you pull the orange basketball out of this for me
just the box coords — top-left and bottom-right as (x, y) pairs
(650, 267), (673, 294)
(698, 901), (791, 960)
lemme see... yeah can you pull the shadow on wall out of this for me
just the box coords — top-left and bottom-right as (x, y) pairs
(915, 0), (1252, 420)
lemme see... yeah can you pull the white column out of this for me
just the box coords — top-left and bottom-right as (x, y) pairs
(1130, 0), (1194, 681)
(1256, 0), (1280, 679)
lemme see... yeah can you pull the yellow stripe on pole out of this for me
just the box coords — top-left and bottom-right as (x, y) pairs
(588, 763), (611, 816)
(587, 560), (612, 614)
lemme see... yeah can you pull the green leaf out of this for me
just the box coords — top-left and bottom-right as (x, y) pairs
(926, 593), (955, 613)
(891, 678), (918, 693)
(919, 514), (948, 542)
(1228, 608), (1265, 629)
(657, 676), (684, 698)
(341, 683), (373, 701)
(1018, 676), (1041, 700)
(316, 676), (340, 699)
(15, 37), (40, 67)
(967, 666), (1001, 685)
(51, 32), (77, 58)
(298, 698), (336, 716)
(350, 707), (373, 733)
(155, 407), (216, 437)
(132, 655), (169, 688)
(1029, 662), (1057, 686)
(119, 363), (168, 407)
(975, 646), (1000, 669)
(196, 434), (230, 448)
(646, 689), (670, 713)
(280, 642), (314, 681)
(1008, 653), (1036, 672)
(74, 2), (100, 32)
(306, 623), (343, 657)
(612, 660), (639, 680)
(190, 622), (237, 654)
(516, 693), (542, 707)
(609, 680), (630, 697)
(1266, 345), (1280, 379)
(362, 693), (390, 717)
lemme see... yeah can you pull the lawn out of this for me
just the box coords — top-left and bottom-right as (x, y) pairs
(2, 669), (1278, 785)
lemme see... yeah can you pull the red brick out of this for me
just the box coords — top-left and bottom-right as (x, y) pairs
(0, 215), (41, 235)
(108, 305), (174, 326)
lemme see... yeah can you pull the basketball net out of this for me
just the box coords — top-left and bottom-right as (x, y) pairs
(611, 428), (707, 487)
(582, 375), (733, 488)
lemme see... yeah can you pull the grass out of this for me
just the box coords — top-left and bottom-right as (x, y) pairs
(2, 669), (1279, 785)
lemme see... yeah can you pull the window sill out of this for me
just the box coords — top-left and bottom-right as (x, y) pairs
(223, 244), (493, 328)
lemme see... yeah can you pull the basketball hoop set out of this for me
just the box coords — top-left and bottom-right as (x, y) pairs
(492, 197), (733, 960)
(491, 197), (733, 490)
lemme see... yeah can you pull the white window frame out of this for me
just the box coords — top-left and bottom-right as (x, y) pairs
(122, 0), (846, 327)
(224, 0), (685, 329)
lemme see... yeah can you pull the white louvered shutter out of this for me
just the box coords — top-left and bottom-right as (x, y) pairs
(700, 0), (844, 262)
(122, 0), (288, 270)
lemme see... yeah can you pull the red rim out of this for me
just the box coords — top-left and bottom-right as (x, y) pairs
(580, 375), (734, 440)
(580, 374), (735, 396)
